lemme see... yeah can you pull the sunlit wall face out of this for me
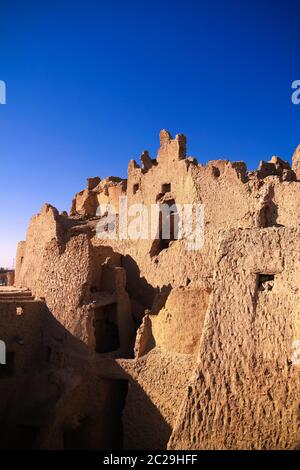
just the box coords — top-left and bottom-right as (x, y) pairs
(1, 1), (300, 267)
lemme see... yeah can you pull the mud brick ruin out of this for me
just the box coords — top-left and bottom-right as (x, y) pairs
(0, 130), (300, 449)
(0, 269), (15, 287)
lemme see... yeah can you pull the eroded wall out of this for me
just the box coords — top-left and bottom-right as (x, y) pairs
(12, 130), (300, 450)
(169, 227), (300, 450)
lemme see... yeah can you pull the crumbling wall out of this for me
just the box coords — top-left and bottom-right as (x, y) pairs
(13, 129), (300, 450)
(119, 349), (195, 450)
(86, 132), (300, 308)
(0, 298), (53, 448)
(0, 292), (128, 450)
(0, 270), (15, 286)
(71, 177), (127, 217)
(116, 285), (210, 449)
(15, 207), (134, 353)
(35, 233), (93, 341)
(34, 369), (128, 450)
(89, 131), (262, 306)
(272, 178), (300, 226)
(292, 144), (300, 180)
(15, 204), (63, 290)
(149, 286), (210, 356)
(169, 227), (300, 450)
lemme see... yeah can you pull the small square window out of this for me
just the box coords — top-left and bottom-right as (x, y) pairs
(258, 274), (274, 291)
(161, 183), (171, 193)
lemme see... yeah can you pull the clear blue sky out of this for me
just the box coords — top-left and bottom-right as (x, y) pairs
(0, 0), (300, 268)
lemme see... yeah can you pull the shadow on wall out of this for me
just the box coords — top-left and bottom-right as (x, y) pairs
(122, 254), (171, 311)
(0, 302), (171, 450)
(0, 303), (124, 450)
(123, 378), (172, 450)
(259, 186), (280, 228)
(61, 378), (129, 450)
(43, 306), (172, 450)
(95, 359), (172, 450)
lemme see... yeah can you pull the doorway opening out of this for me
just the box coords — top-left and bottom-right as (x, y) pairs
(0, 352), (15, 378)
(94, 303), (120, 353)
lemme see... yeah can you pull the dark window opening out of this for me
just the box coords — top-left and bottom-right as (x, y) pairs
(133, 183), (140, 194)
(94, 303), (120, 353)
(161, 183), (171, 194)
(212, 166), (220, 178)
(0, 351), (15, 378)
(260, 203), (278, 228)
(258, 274), (275, 292)
(150, 200), (178, 257)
